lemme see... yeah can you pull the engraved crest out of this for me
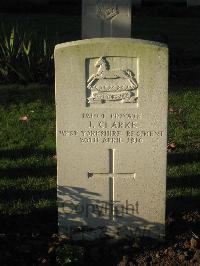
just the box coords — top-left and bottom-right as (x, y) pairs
(87, 57), (138, 104)
(96, 1), (119, 21)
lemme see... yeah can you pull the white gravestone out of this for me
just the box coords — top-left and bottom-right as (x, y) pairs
(82, 0), (132, 39)
(55, 38), (168, 240)
(187, 0), (200, 6)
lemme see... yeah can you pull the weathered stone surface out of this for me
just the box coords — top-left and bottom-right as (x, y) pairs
(187, 0), (200, 6)
(82, 0), (132, 39)
(55, 38), (168, 240)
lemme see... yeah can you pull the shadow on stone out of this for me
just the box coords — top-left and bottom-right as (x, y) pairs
(58, 185), (164, 241)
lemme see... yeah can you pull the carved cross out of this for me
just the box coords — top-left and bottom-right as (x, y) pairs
(88, 149), (136, 220)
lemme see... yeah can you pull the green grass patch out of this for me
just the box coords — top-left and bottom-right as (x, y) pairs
(168, 89), (200, 148)
(167, 88), (200, 210)
(0, 84), (56, 233)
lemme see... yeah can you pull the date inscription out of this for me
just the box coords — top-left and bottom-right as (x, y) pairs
(59, 113), (164, 144)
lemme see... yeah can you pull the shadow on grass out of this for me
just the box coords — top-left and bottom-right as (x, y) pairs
(0, 84), (55, 106)
(0, 147), (55, 160)
(0, 145), (57, 234)
(0, 187), (55, 201)
(168, 151), (200, 165)
(166, 197), (200, 239)
(167, 196), (200, 215)
(0, 165), (56, 179)
(0, 146), (56, 179)
(166, 192), (200, 216)
(0, 150), (199, 238)
(166, 178), (200, 212)
(167, 175), (200, 189)
(0, 207), (57, 235)
(166, 151), (200, 213)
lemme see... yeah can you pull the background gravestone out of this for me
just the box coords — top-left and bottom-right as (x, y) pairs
(187, 0), (200, 6)
(82, 0), (132, 39)
(55, 38), (168, 240)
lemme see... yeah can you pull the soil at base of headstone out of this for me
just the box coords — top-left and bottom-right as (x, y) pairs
(0, 210), (200, 265)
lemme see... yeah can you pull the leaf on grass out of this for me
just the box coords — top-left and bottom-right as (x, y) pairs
(167, 142), (176, 151)
(19, 115), (29, 121)
(169, 107), (182, 114)
(169, 107), (176, 113)
(48, 246), (56, 254)
(190, 237), (198, 249)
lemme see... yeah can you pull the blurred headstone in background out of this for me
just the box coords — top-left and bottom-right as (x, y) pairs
(187, 0), (200, 6)
(82, 0), (133, 39)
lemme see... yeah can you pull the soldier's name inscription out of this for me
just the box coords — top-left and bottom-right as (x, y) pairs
(58, 112), (164, 144)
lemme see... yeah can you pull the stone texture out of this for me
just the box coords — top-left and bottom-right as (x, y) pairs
(55, 38), (168, 240)
(82, 0), (132, 39)
(187, 0), (200, 6)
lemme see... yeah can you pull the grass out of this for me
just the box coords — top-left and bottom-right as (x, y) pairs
(167, 88), (200, 211)
(168, 89), (200, 147)
(0, 84), (199, 235)
(0, 84), (56, 234)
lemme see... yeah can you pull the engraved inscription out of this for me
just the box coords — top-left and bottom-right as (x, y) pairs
(59, 129), (164, 144)
(96, 1), (119, 21)
(83, 113), (141, 120)
(87, 57), (138, 105)
(89, 121), (138, 129)
(59, 112), (164, 144)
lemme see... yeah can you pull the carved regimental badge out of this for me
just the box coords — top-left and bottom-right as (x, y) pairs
(87, 57), (138, 105)
(96, 1), (119, 21)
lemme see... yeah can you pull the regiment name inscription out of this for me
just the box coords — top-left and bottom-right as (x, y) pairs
(58, 112), (164, 144)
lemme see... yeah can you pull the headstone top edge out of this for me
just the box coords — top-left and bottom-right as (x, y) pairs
(54, 38), (168, 51)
